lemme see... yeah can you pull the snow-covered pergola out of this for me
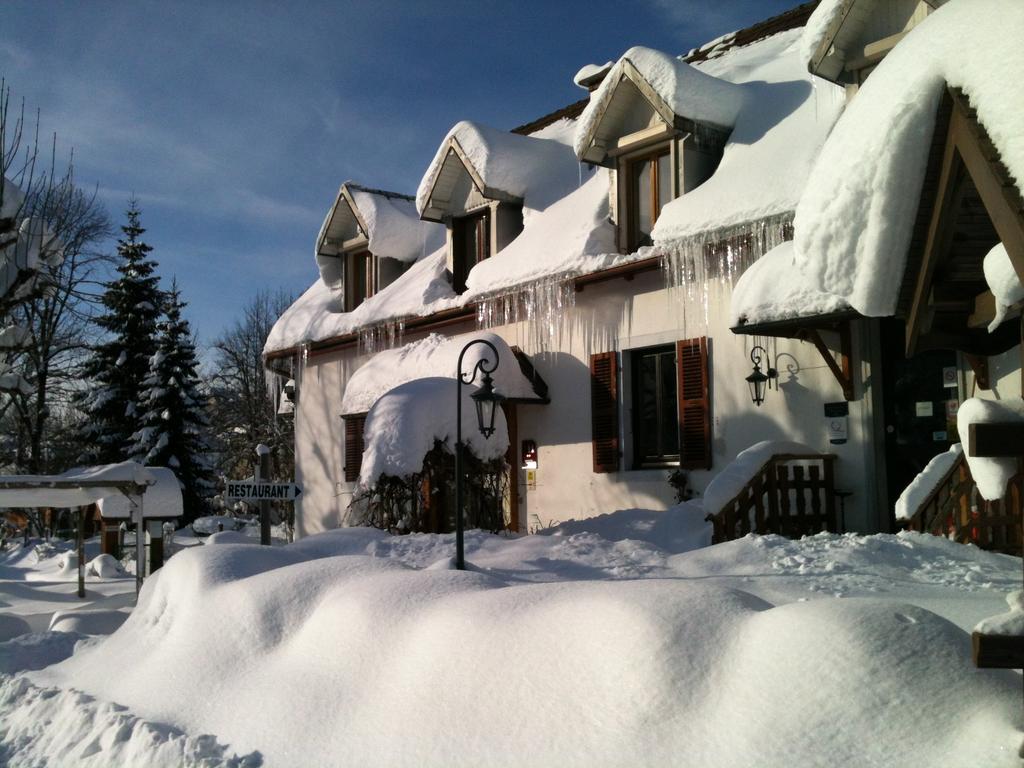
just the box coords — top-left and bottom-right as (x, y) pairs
(0, 461), (183, 592)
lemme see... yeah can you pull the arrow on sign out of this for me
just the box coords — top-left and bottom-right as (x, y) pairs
(225, 481), (302, 501)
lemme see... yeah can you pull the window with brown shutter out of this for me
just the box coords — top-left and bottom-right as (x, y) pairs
(343, 414), (366, 482)
(631, 345), (679, 468)
(590, 351), (619, 473)
(676, 337), (711, 470)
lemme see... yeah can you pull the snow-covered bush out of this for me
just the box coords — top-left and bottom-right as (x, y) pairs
(348, 439), (509, 534)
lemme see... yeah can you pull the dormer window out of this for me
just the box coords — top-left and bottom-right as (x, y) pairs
(452, 209), (490, 294)
(627, 145), (672, 250)
(573, 48), (743, 253)
(417, 122), (571, 295)
(315, 182), (442, 313)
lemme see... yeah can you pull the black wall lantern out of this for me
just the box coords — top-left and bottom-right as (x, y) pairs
(746, 345), (778, 407)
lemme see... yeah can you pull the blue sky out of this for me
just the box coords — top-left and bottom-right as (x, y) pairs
(1, 0), (797, 350)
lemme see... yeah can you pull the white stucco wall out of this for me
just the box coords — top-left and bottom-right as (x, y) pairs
(291, 268), (884, 538)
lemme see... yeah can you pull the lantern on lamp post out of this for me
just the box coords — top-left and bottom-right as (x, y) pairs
(455, 339), (504, 570)
(746, 345), (778, 407)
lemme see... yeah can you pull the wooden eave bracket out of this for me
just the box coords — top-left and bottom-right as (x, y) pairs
(797, 324), (854, 401)
(964, 353), (990, 390)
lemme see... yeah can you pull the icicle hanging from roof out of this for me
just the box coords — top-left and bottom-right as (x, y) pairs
(475, 274), (576, 352)
(660, 212), (793, 333)
(358, 319), (406, 356)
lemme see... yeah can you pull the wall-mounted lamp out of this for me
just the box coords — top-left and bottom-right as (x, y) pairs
(521, 439), (538, 469)
(746, 345), (778, 407)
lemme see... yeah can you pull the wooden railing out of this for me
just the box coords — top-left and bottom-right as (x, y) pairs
(707, 454), (838, 544)
(902, 450), (1022, 556)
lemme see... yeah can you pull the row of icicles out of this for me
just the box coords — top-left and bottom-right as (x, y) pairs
(287, 213), (795, 381)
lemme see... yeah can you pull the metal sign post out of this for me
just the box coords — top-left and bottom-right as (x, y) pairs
(77, 505), (86, 599)
(259, 447), (271, 546)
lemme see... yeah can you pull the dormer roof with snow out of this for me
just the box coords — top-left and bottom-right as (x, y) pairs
(315, 182), (444, 288)
(801, 0), (948, 85)
(573, 46), (746, 165)
(416, 121), (582, 222)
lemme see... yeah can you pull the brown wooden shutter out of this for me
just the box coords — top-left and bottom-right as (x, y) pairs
(343, 415), (366, 482)
(677, 337), (711, 470)
(590, 351), (619, 473)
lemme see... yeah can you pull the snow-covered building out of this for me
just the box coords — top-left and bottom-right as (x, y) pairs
(265, 0), (1024, 546)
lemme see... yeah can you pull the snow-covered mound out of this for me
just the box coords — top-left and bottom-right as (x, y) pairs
(0, 676), (261, 767)
(191, 515), (244, 536)
(544, 501), (712, 554)
(87, 554), (124, 579)
(18, 527), (1022, 767)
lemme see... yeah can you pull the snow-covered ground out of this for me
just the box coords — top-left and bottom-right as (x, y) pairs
(0, 539), (136, 644)
(0, 506), (1020, 767)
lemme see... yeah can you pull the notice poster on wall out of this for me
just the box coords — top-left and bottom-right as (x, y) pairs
(824, 402), (849, 445)
(942, 366), (958, 388)
(915, 401), (934, 417)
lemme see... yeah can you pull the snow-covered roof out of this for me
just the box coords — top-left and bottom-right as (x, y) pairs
(96, 467), (184, 519)
(792, 0), (1024, 318)
(574, 45), (747, 163)
(315, 182), (444, 288)
(264, 246), (459, 355)
(340, 331), (546, 416)
(465, 170), (617, 296)
(416, 120), (581, 221)
(729, 241), (851, 327)
(266, 25), (847, 356)
(801, 0), (950, 83)
(0, 462), (159, 509)
(359, 376), (509, 487)
(651, 29), (844, 243)
(573, 61), (613, 90)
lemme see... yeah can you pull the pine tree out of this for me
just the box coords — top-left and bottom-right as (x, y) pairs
(129, 280), (215, 522)
(75, 200), (163, 464)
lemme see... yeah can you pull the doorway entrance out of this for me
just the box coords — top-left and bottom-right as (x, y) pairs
(879, 319), (960, 528)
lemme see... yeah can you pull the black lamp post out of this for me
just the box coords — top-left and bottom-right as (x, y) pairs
(455, 339), (504, 570)
(746, 345), (778, 407)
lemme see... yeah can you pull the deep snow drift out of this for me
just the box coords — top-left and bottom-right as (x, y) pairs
(1, 517), (1020, 768)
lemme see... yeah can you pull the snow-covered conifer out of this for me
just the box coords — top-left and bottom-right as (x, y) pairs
(129, 280), (215, 522)
(75, 201), (163, 464)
